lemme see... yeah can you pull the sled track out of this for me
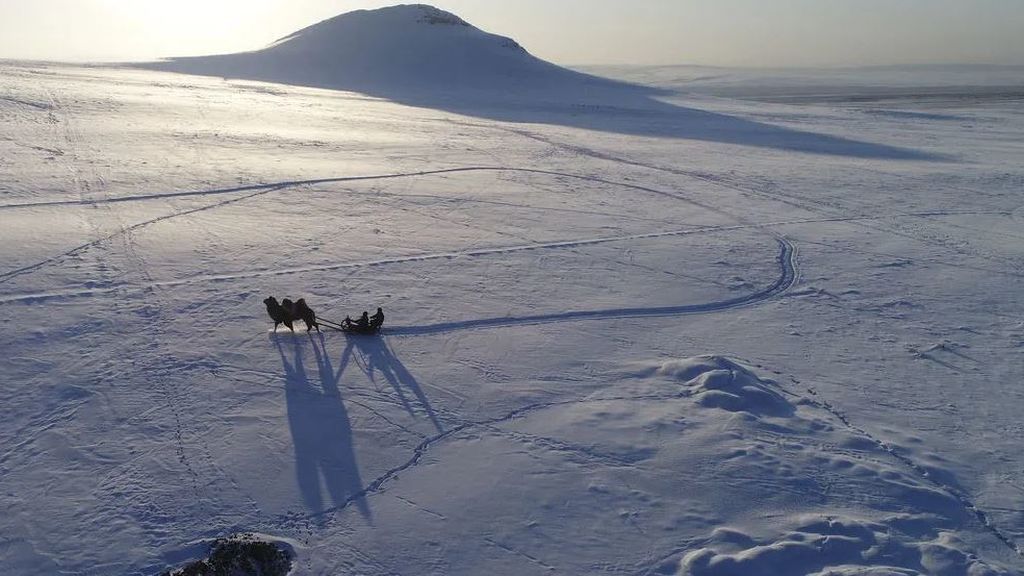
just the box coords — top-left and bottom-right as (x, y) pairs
(0, 225), (793, 304)
(0, 185), (289, 285)
(0, 165), (798, 327)
(0, 165), (737, 289)
(387, 237), (797, 335)
(0, 166), (726, 213)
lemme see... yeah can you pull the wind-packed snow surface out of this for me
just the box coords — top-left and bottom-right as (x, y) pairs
(2, 5), (1024, 575)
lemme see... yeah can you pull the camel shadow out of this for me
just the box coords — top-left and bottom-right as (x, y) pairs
(275, 334), (371, 520)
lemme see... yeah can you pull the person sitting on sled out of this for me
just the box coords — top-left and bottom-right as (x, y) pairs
(369, 307), (384, 329)
(352, 311), (370, 330)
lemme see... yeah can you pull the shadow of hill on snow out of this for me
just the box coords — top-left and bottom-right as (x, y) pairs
(138, 4), (940, 161)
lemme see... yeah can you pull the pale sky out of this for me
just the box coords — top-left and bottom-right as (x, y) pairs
(0, 0), (1022, 67)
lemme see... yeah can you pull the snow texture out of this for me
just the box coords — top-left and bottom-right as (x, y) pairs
(2, 4), (1024, 576)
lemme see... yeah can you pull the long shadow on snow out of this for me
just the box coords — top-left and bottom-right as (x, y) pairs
(387, 237), (797, 336)
(348, 336), (444, 434)
(275, 334), (371, 520)
(141, 57), (940, 161)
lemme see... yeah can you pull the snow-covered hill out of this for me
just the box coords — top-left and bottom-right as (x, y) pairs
(2, 8), (1024, 576)
(144, 4), (626, 97)
(139, 4), (939, 161)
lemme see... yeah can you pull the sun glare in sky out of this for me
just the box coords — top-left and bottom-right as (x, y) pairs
(0, 0), (1022, 66)
(93, 0), (280, 56)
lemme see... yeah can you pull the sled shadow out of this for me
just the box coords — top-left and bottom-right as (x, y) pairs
(141, 57), (942, 161)
(349, 336), (444, 434)
(275, 334), (371, 520)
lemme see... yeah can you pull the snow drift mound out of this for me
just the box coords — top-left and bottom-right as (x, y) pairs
(677, 515), (1013, 576)
(655, 355), (794, 417)
(634, 357), (1017, 575)
(143, 4), (632, 96)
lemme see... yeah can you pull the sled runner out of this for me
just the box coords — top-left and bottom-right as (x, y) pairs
(316, 317), (382, 335)
(339, 322), (382, 335)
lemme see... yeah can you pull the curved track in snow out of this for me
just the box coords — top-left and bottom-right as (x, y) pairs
(6, 162), (1010, 332)
(0, 165), (740, 288)
(0, 224), (792, 303)
(0, 185), (290, 285)
(7, 162), (1008, 331)
(386, 237), (797, 335)
(0, 166), (730, 219)
(0, 166), (800, 331)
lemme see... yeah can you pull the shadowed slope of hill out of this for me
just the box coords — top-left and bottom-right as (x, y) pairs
(141, 4), (940, 160)
(146, 5), (629, 97)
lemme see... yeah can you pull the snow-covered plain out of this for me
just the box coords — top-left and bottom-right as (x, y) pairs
(2, 5), (1024, 575)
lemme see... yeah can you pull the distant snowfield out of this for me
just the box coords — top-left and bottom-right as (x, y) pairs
(2, 54), (1024, 575)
